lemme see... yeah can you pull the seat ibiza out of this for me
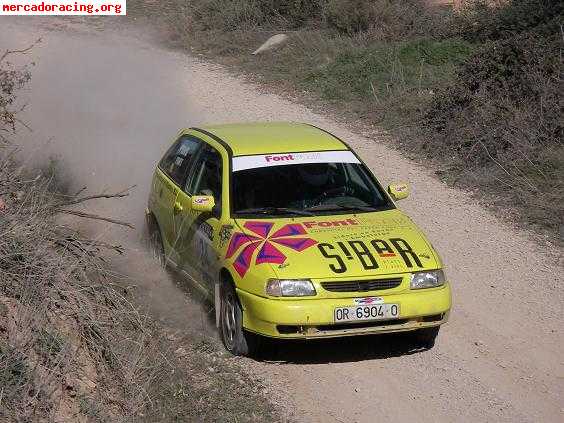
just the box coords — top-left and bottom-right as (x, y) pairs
(146, 122), (451, 356)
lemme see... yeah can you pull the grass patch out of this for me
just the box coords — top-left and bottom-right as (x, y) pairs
(298, 38), (473, 125)
(302, 39), (472, 100)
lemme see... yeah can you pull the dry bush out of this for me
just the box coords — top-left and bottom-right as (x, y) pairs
(0, 43), (165, 422)
(0, 152), (285, 423)
(0, 155), (166, 421)
(147, 0), (446, 37)
(0, 44), (34, 144)
(170, 0), (324, 31)
(322, 0), (444, 38)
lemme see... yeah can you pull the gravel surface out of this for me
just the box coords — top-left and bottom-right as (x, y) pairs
(1, 18), (562, 423)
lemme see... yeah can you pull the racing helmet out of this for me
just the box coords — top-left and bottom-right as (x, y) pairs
(298, 163), (331, 187)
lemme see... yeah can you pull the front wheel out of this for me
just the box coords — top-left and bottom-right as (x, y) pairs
(219, 281), (260, 357)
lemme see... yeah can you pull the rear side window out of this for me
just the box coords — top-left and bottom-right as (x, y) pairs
(159, 135), (201, 187)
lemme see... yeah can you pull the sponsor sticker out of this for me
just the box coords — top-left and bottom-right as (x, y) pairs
(225, 221), (317, 277)
(317, 237), (424, 274)
(232, 150), (360, 171)
(303, 218), (359, 229)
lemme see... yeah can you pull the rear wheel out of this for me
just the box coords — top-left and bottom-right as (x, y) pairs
(146, 217), (165, 267)
(219, 280), (260, 357)
(413, 326), (440, 349)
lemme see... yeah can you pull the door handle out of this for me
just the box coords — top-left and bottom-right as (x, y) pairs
(173, 202), (183, 214)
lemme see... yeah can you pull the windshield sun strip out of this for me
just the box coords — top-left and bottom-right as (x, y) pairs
(232, 150), (360, 172)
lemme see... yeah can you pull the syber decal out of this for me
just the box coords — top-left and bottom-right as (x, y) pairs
(317, 238), (423, 274)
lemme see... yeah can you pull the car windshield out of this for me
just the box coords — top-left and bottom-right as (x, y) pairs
(232, 162), (393, 217)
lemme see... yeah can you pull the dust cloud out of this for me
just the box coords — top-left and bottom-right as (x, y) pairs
(2, 21), (216, 337)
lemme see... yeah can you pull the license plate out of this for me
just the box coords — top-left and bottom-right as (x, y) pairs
(334, 303), (399, 322)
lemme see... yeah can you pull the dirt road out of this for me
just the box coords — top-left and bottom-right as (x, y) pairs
(1, 19), (562, 423)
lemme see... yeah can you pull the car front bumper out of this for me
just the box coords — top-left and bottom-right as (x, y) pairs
(237, 283), (451, 339)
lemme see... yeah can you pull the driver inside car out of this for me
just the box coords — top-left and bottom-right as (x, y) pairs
(289, 163), (342, 209)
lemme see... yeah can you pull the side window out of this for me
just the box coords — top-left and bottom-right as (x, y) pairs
(159, 135), (201, 187)
(189, 146), (223, 217)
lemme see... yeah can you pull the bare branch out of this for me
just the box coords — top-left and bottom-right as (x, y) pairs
(0, 38), (41, 63)
(57, 209), (135, 229)
(53, 185), (136, 207)
(53, 236), (126, 255)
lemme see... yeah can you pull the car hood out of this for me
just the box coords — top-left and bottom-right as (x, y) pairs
(230, 209), (441, 280)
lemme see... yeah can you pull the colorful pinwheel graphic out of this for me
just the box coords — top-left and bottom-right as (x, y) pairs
(225, 221), (317, 277)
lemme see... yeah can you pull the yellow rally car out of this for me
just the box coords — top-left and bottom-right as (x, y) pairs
(146, 122), (451, 356)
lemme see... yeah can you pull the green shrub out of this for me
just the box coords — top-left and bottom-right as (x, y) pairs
(425, 32), (560, 147)
(456, 0), (563, 41)
(419, 31), (562, 229)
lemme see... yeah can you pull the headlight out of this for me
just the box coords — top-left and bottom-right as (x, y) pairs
(265, 279), (316, 297)
(410, 270), (446, 289)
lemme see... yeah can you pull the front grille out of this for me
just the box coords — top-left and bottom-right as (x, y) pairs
(321, 278), (402, 293)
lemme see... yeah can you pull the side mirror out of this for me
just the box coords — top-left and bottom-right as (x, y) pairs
(387, 182), (410, 201)
(191, 195), (215, 212)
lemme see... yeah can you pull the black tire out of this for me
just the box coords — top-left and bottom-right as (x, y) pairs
(146, 217), (165, 267)
(413, 326), (440, 349)
(219, 280), (260, 357)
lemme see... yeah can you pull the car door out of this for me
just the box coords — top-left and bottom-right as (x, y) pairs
(152, 134), (202, 259)
(174, 143), (224, 291)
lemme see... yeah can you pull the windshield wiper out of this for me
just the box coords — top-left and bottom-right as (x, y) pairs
(306, 203), (377, 212)
(236, 207), (314, 216)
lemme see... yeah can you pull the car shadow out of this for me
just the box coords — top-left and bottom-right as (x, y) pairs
(256, 332), (429, 364)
